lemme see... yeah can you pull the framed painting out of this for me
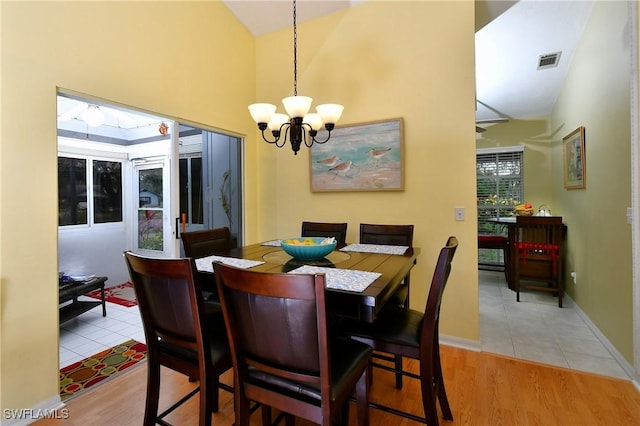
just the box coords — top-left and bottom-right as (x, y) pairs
(309, 118), (404, 192)
(562, 126), (586, 189)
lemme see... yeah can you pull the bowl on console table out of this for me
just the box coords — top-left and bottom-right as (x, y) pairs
(280, 237), (337, 261)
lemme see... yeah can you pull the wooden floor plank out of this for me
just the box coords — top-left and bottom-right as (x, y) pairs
(36, 345), (640, 425)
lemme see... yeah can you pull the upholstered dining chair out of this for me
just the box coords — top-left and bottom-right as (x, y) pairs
(124, 252), (233, 426)
(513, 216), (564, 307)
(181, 227), (233, 301)
(359, 223), (415, 388)
(181, 226), (233, 258)
(213, 262), (373, 426)
(340, 236), (458, 426)
(301, 221), (348, 246)
(359, 223), (414, 308)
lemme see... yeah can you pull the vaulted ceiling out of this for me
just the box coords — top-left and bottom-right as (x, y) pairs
(57, 1), (594, 139)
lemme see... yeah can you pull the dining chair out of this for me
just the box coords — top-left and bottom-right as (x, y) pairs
(124, 252), (233, 426)
(181, 227), (233, 301)
(513, 216), (564, 307)
(477, 234), (510, 282)
(359, 223), (414, 387)
(181, 226), (233, 258)
(340, 236), (458, 426)
(213, 262), (373, 426)
(301, 221), (348, 246)
(360, 223), (414, 308)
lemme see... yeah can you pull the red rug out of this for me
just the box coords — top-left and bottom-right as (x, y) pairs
(60, 339), (147, 401)
(86, 282), (137, 307)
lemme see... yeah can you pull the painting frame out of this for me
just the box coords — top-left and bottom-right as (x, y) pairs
(562, 126), (586, 189)
(309, 118), (404, 192)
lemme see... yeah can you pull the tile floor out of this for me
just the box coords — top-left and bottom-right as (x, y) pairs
(59, 295), (145, 369)
(479, 269), (630, 380)
(59, 275), (630, 380)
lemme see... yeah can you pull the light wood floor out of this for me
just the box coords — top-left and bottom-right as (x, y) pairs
(38, 345), (640, 426)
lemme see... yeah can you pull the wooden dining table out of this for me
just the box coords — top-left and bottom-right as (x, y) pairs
(196, 241), (420, 323)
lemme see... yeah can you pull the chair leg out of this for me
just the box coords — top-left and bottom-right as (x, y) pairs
(260, 405), (271, 426)
(434, 350), (453, 421)
(200, 373), (213, 426)
(144, 358), (161, 426)
(355, 369), (369, 426)
(394, 355), (403, 389)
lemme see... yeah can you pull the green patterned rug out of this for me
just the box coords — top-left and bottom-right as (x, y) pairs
(60, 339), (147, 401)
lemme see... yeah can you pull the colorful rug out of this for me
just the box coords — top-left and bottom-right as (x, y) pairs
(87, 281), (137, 307)
(60, 339), (147, 401)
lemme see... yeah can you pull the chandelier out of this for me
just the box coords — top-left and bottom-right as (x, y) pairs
(248, 0), (344, 155)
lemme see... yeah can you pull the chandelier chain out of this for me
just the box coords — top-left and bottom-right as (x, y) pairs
(293, 0), (297, 96)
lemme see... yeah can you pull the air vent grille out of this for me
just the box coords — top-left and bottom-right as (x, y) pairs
(537, 51), (561, 70)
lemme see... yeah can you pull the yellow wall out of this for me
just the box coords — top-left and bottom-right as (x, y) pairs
(253, 0), (479, 338)
(551, 1), (633, 362)
(1, 0), (478, 412)
(0, 0), (257, 412)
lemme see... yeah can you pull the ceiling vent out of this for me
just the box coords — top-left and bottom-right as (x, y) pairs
(537, 52), (561, 70)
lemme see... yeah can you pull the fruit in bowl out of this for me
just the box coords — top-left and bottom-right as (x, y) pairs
(514, 203), (534, 216)
(281, 237), (337, 261)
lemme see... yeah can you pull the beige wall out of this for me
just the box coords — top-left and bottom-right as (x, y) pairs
(551, 1), (633, 363)
(0, 0), (258, 412)
(476, 118), (555, 211)
(477, 1), (634, 365)
(1, 0), (479, 413)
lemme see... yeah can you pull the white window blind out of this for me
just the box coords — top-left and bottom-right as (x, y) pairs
(477, 147), (524, 235)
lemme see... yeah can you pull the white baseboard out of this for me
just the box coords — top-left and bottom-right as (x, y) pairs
(0, 395), (65, 426)
(440, 334), (481, 352)
(564, 293), (640, 386)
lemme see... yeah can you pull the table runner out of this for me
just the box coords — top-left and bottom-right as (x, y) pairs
(260, 239), (282, 246)
(340, 243), (408, 255)
(195, 255), (265, 273)
(288, 265), (381, 293)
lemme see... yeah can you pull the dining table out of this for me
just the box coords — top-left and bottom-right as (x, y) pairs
(194, 240), (420, 323)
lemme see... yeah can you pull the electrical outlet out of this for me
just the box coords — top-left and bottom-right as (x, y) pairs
(455, 207), (465, 221)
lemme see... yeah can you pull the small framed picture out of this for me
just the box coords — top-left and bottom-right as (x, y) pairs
(563, 126), (586, 189)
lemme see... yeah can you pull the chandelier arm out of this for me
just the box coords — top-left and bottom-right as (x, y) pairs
(311, 129), (333, 145)
(278, 124), (290, 149)
(260, 128), (281, 145)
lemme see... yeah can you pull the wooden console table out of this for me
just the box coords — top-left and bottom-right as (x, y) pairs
(59, 276), (108, 324)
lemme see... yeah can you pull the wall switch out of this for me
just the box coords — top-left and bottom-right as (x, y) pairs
(455, 207), (465, 221)
(627, 207), (633, 224)
(570, 272), (577, 284)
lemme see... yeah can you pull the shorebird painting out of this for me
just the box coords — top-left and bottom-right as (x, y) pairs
(368, 148), (392, 167)
(329, 160), (352, 180)
(316, 155), (339, 168)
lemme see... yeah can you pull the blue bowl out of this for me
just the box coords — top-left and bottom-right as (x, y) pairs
(280, 237), (337, 261)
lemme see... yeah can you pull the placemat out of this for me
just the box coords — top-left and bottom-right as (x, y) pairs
(288, 265), (381, 293)
(340, 243), (408, 255)
(195, 255), (265, 273)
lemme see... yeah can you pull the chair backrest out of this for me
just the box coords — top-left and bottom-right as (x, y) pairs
(214, 262), (330, 388)
(181, 227), (232, 258)
(123, 252), (207, 355)
(301, 221), (348, 245)
(360, 223), (414, 246)
(421, 237), (458, 351)
(514, 216), (563, 255)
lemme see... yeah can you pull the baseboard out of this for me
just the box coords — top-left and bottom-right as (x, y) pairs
(440, 334), (481, 352)
(0, 395), (66, 426)
(566, 293), (640, 384)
